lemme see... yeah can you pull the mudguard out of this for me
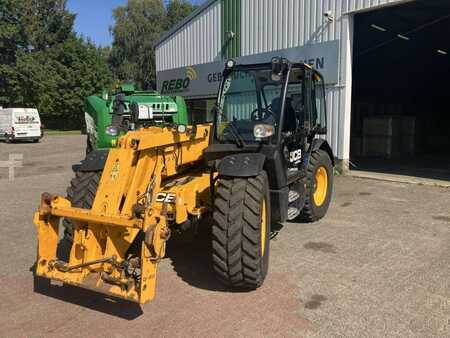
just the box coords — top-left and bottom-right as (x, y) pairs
(311, 139), (335, 166)
(217, 153), (266, 177)
(72, 149), (109, 172)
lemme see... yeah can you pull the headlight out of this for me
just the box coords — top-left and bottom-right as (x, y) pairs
(105, 125), (119, 136)
(226, 59), (235, 69)
(254, 124), (274, 139)
(177, 124), (187, 133)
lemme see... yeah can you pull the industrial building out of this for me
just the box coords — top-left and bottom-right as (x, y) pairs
(155, 0), (450, 179)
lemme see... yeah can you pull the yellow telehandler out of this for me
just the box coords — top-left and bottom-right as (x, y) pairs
(34, 58), (334, 304)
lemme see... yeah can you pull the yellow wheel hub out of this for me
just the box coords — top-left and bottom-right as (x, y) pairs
(261, 199), (267, 256)
(313, 166), (328, 207)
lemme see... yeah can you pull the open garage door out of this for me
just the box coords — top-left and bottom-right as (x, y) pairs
(351, 0), (450, 181)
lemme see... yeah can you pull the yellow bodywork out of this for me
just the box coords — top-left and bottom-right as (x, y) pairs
(34, 124), (212, 304)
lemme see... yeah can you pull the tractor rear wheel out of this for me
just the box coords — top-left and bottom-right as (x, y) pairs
(212, 171), (270, 289)
(62, 170), (101, 242)
(300, 149), (333, 222)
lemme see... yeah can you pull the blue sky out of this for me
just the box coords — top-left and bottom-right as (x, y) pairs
(67, 0), (204, 46)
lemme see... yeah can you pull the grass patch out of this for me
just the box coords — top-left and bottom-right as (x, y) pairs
(44, 129), (82, 136)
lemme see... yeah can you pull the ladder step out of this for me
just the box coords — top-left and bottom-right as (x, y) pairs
(288, 190), (300, 203)
(287, 207), (301, 220)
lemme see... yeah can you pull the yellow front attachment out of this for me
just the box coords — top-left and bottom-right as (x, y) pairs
(34, 125), (212, 304)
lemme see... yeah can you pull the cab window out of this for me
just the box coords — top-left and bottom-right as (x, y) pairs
(312, 74), (327, 132)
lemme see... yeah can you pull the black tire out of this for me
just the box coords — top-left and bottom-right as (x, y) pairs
(300, 149), (333, 222)
(212, 171), (270, 289)
(62, 170), (101, 242)
(33, 138), (39, 143)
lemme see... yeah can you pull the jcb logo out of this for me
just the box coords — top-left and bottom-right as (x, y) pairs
(290, 149), (302, 164)
(155, 192), (176, 204)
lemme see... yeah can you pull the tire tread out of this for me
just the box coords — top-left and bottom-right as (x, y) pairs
(62, 171), (101, 241)
(300, 149), (332, 222)
(212, 173), (269, 289)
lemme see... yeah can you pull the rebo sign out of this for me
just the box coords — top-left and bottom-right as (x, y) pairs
(157, 40), (339, 98)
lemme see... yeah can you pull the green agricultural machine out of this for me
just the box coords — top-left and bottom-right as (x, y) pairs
(84, 84), (189, 153)
(62, 85), (190, 241)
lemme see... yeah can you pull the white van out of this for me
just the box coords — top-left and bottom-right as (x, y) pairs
(0, 108), (43, 143)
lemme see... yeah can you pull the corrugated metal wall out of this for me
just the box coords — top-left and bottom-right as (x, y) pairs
(241, 0), (407, 159)
(156, 0), (409, 160)
(241, 0), (408, 55)
(155, 1), (222, 71)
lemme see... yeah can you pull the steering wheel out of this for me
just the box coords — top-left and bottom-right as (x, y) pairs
(251, 105), (274, 121)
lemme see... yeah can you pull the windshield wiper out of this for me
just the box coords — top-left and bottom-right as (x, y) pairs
(215, 106), (245, 148)
(227, 121), (245, 148)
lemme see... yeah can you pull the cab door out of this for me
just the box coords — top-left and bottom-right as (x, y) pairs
(281, 67), (308, 173)
(285, 68), (327, 174)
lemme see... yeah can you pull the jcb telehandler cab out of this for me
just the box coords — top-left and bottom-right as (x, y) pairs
(33, 58), (334, 304)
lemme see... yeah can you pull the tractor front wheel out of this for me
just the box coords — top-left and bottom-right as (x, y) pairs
(212, 171), (270, 289)
(300, 149), (333, 222)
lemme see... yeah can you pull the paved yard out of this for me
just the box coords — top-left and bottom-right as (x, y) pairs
(0, 136), (449, 337)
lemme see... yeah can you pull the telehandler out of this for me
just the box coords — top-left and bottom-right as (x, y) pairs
(34, 58), (334, 304)
(63, 85), (188, 242)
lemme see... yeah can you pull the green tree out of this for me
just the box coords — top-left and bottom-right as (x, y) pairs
(0, 0), (26, 103)
(21, 0), (75, 51)
(109, 0), (165, 90)
(109, 0), (197, 89)
(0, 0), (23, 65)
(164, 0), (197, 30)
(0, 0), (113, 129)
(13, 37), (112, 129)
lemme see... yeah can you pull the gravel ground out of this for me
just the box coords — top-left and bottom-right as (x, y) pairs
(0, 135), (448, 337)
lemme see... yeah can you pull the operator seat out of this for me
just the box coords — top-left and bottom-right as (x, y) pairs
(291, 94), (305, 129)
(271, 97), (297, 133)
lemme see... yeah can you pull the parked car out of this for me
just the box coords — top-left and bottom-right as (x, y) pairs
(0, 108), (43, 143)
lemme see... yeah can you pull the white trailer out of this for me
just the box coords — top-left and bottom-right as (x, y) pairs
(0, 108), (43, 143)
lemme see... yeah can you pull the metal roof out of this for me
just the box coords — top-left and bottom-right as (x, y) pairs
(154, 0), (219, 48)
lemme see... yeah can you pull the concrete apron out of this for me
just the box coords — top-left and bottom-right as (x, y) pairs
(333, 159), (450, 188)
(348, 170), (450, 188)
